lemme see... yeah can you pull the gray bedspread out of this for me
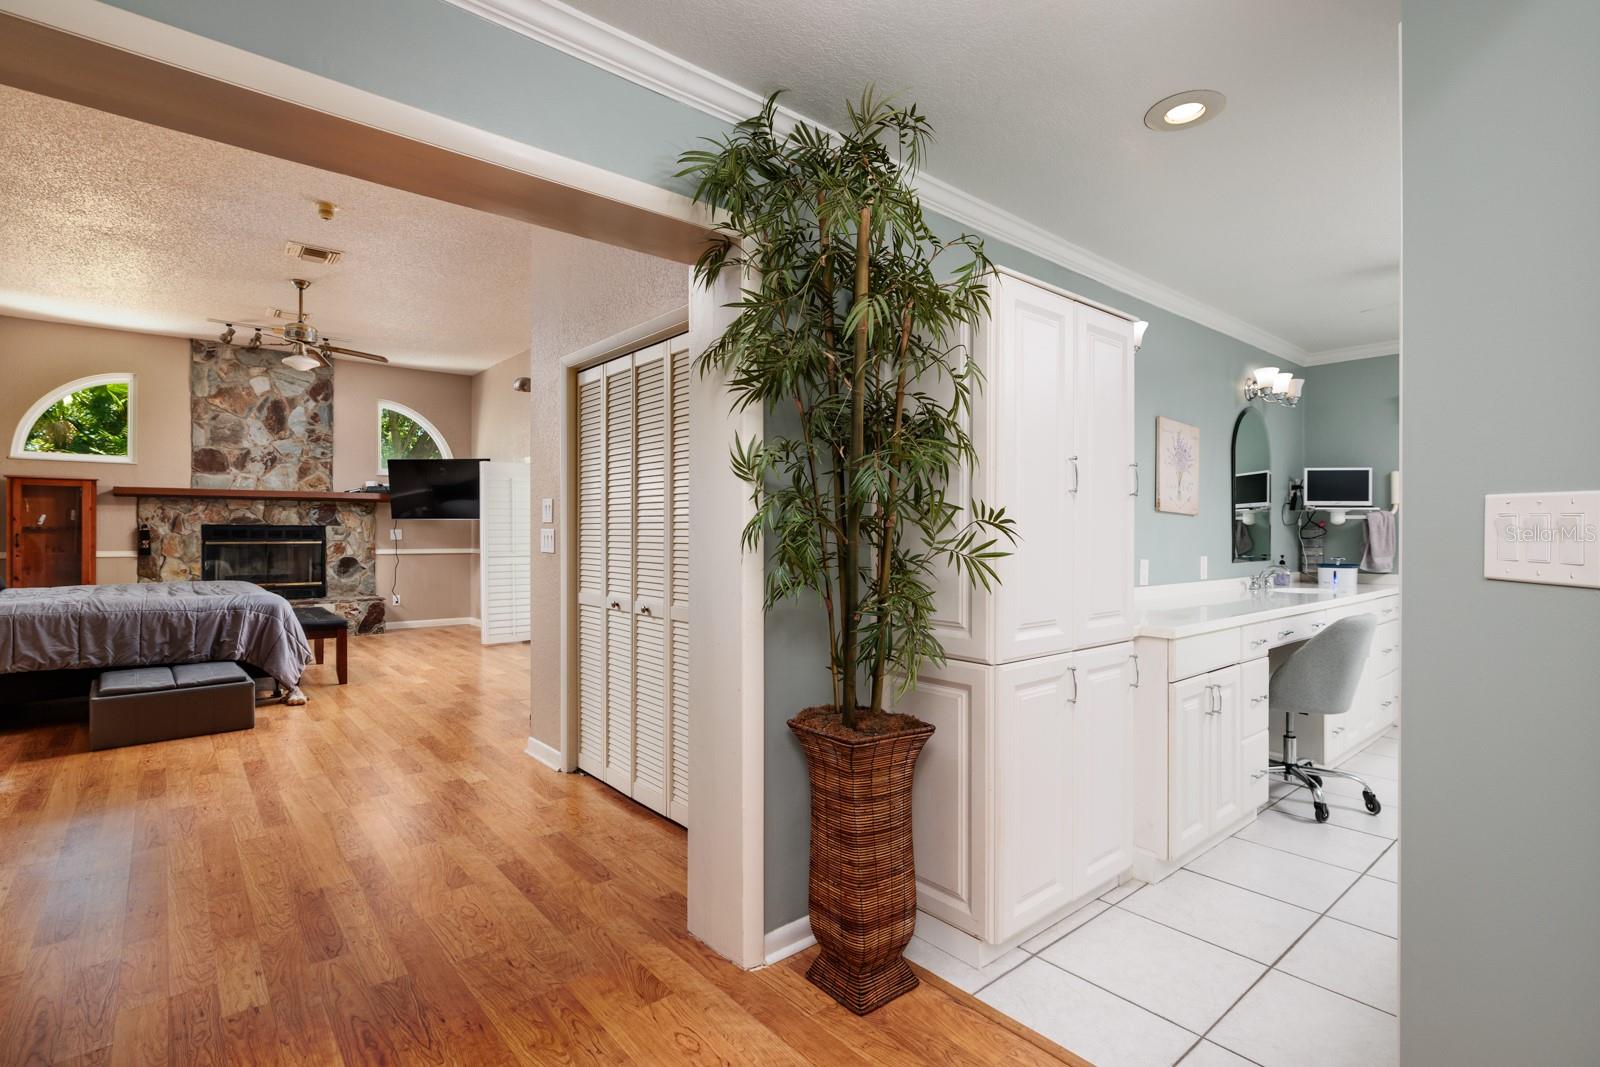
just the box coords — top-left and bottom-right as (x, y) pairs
(0, 581), (312, 687)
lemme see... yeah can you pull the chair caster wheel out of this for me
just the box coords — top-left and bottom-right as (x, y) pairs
(1314, 801), (1330, 823)
(1363, 791), (1381, 815)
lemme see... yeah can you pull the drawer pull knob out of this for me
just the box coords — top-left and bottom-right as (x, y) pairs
(1333, 727), (1345, 735)
(1278, 629), (1295, 639)
(1381, 699), (1394, 708)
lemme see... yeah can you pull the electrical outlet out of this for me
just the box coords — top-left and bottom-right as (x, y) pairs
(1139, 559), (1150, 586)
(1199, 555), (1208, 580)
(389, 527), (402, 541)
(540, 528), (555, 554)
(391, 593), (401, 606)
(541, 497), (554, 523)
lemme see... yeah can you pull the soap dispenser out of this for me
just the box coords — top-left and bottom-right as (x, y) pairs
(1274, 555), (1290, 586)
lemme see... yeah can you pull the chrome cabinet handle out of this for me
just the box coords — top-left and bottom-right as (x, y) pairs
(1382, 607), (1396, 615)
(609, 600), (621, 610)
(1251, 695), (1266, 705)
(1278, 629), (1296, 639)
(1067, 666), (1078, 703)
(1068, 456), (1080, 494)
(1311, 622), (1327, 630)
(1382, 646), (1395, 654)
(1251, 770), (1266, 781)
(640, 605), (652, 616)
(1333, 726), (1346, 735)
(1250, 638), (1268, 648)
(1129, 463), (1139, 497)
(1129, 654), (1140, 688)
(1381, 699), (1394, 708)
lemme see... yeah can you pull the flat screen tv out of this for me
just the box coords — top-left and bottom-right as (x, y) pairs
(387, 459), (483, 519)
(1233, 469), (1271, 510)
(1304, 467), (1373, 509)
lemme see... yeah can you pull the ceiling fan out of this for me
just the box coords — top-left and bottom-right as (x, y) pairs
(208, 279), (389, 369)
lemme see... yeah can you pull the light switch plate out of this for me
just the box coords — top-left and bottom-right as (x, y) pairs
(539, 528), (555, 554)
(541, 497), (554, 523)
(1484, 491), (1600, 588)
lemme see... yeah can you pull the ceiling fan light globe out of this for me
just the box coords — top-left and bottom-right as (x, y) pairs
(282, 353), (320, 372)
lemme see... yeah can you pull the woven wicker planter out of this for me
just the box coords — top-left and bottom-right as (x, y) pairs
(789, 707), (935, 1015)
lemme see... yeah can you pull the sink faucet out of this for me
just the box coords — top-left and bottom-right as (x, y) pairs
(1249, 565), (1292, 591)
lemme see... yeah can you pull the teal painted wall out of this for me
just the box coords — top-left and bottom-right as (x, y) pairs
(97, 0), (1364, 932)
(1301, 355), (1400, 568)
(1402, 2), (1600, 1061)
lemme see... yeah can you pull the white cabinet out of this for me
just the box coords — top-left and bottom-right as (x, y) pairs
(1167, 664), (1243, 858)
(908, 642), (1136, 945)
(933, 269), (1137, 665)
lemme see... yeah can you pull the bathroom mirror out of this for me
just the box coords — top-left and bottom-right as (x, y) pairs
(1231, 408), (1272, 562)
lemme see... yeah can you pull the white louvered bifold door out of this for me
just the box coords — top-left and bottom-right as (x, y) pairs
(602, 357), (635, 795)
(571, 335), (690, 827)
(576, 367), (609, 779)
(667, 337), (692, 825)
(479, 461), (531, 644)
(630, 344), (670, 816)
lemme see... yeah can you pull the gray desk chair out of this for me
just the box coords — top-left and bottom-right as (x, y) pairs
(1269, 614), (1383, 823)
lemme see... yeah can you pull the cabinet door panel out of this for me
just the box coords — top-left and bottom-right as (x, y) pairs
(1071, 643), (1135, 895)
(992, 277), (1076, 662)
(1071, 308), (1135, 649)
(1167, 674), (1212, 857)
(900, 660), (989, 936)
(994, 655), (1075, 941)
(1206, 666), (1244, 832)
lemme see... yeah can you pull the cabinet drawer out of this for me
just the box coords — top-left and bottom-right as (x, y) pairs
(1374, 597), (1400, 624)
(1241, 729), (1269, 810)
(1373, 671), (1400, 725)
(1241, 657), (1271, 736)
(1169, 628), (1241, 681)
(1242, 611), (1325, 656)
(1372, 620), (1400, 676)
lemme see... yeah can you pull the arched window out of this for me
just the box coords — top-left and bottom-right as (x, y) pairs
(377, 400), (451, 474)
(10, 373), (136, 463)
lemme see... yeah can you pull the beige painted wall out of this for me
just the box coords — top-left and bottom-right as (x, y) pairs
(524, 226), (689, 748)
(0, 315), (190, 582)
(333, 359), (476, 625)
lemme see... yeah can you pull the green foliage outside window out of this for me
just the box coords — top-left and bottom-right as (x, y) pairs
(380, 407), (444, 468)
(24, 382), (130, 457)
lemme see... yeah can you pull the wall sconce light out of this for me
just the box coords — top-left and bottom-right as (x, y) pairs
(1245, 366), (1304, 407)
(1132, 320), (1150, 351)
(512, 377), (532, 392)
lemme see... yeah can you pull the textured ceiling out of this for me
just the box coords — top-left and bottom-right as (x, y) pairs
(556, 0), (1400, 355)
(0, 85), (534, 373)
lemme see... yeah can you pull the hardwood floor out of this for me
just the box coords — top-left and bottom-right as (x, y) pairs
(0, 627), (1085, 1065)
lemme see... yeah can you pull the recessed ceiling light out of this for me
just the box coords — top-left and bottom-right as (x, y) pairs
(1144, 90), (1227, 132)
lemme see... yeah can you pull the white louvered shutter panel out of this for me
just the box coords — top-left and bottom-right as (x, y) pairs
(630, 346), (669, 814)
(576, 369), (607, 777)
(603, 359), (635, 792)
(667, 339), (691, 823)
(479, 462), (531, 644)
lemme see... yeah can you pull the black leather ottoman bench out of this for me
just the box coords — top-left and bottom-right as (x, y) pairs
(89, 662), (256, 751)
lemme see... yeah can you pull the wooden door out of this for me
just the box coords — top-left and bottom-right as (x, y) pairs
(6, 478), (96, 588)
(991, 274), (1078, 663)
(993, 653), (1076, 942)
(1070, 642), (1136, 895)
(1070, 307), (1136, 650)
(1167, 672), (1213, 858)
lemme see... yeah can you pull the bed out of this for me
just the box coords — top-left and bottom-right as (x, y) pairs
(0, 580), (312, 691)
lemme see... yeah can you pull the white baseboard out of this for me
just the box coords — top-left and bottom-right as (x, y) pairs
(762, 914), (815, 967)
(523, 735), (563, 771)
(385, 617), (481, 630)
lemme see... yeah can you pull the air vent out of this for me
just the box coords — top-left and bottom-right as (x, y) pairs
(284, 240), (343, 265)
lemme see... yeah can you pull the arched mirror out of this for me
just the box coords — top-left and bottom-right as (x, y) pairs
(1231, 408), (1272, 562)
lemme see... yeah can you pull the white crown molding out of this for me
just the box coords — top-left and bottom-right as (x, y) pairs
(446, 0), (1313, 363)
(1302, 340), (1400, 366)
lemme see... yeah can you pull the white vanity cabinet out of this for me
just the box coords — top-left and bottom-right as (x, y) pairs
(1133, 587), (1399, 880)
(904, 642), (1137, 947)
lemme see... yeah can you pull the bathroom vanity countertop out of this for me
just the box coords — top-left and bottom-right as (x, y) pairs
(1135, 583), (1399, 640)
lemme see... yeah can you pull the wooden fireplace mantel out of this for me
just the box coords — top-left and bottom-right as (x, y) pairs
(110, 486), (389, 503)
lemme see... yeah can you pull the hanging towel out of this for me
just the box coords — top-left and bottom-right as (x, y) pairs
(1233, 518), (1254, 558)
(1362, 511), (1397, 572)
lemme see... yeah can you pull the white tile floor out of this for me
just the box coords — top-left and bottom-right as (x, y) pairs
(909, 725), (1400, 1067)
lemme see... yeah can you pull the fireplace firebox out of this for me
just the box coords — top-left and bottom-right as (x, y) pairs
(201, 524), (326, 599)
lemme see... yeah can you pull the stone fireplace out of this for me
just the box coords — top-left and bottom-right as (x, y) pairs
(125, 338), (385, 633)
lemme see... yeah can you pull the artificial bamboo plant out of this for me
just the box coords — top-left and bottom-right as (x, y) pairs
(680, 91), (1016, 729)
